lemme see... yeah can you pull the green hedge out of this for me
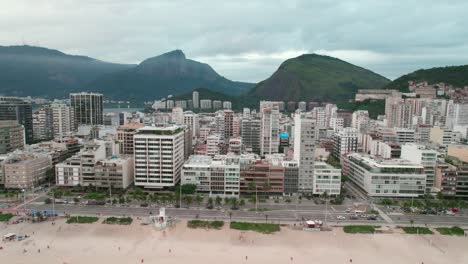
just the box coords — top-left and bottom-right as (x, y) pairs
(187, 220), (224, 230)
(103, 217), (133, 225)
(230, 221), (280, 234)
(436, 227), (464, 236)
(0, 213), (14, 222)
(66, 216), (99, 224)
(343, 225), (375, 234)
(402, 227), (433, 234)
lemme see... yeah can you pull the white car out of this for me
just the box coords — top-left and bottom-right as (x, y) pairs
(346, 208), (351, 213)
(337, 216), (346, 220)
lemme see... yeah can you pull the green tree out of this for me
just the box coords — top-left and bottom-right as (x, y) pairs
(206, 197), (214, 209)
(176, 184), (197, 195)
(239, 199), (245, 207)
(184, 195), (193, 208)
(195, 194), (203, 207)
(262, 180), (270, 196)
(230, 197), (239, 209)
(215, 196), (222, 207)
(224, 197), (230, 206)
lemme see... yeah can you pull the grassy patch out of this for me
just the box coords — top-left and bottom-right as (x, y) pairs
(343, 225), (376, 234)
(402, 227), (433, 234)
(103, 217), (133, 225)
(0, 212), (14, 222)
(436, 227), (465, 236)
(66, 216), (99, 224)
(230, 221), (280, 234)
(187, 220), (224, 230)
(84, 192), (107, 200)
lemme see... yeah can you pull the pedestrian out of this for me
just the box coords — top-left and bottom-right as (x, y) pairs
(141, 258), (144, 263)
(245, 256), (248, 260)
(169, 249), (171, 253)
(118, 246), (120, 251)
(290, 256), (293, 261)
(38, 249), (40, 253)
(47, 245), (50, 249)
(349, 259), (352, 263)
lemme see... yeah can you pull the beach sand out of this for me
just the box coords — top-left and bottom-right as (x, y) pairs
(1, 219), (466, 264)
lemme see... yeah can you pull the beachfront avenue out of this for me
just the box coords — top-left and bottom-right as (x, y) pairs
(16, 196), (468, 228)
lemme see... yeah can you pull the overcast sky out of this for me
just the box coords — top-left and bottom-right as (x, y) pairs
(1, 0), (467, 82)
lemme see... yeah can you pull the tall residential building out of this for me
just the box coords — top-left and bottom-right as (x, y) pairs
(343, 153), (426, 197)
(207, 134), (222, 156)
(200, 99), (212, 109)
(183, 111), (199, 140)
(171, 107), (184, 125)
(224, 110), (234, 139)
(260, 102), (280, 156)
(117, 123), (145, 155)
(446, 102), (468, 129)
(51, 103), (75, 139)
(70, 92), (103, 126)
(332, 127), (358, 159)
(133, 125), (185, 189)
(4, 153), (52, 189)
(401, 144), (438, 192)
(294, 112), (316, 193)
(241, 117), (261, 154)
(351, 110), (369, 133)
(33, 105), (53, 141)
(192, 91), (199, 109)
(0, 121), (25, 154)
(0, 97), (33, 144)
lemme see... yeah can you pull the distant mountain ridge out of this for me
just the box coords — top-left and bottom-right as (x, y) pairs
(0, 45), (253, 100)
(384, 65), (468, 92)
(250, 54), (391, 102)
(0, 45), (133, 98)
(88, 50), (253, 100)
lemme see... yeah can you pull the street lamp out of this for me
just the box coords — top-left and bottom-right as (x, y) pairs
(22, 188), (26, 216)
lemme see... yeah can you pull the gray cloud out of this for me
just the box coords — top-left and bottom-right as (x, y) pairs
(1, 0), (467, 82)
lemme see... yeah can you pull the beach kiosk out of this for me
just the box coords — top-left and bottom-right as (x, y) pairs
(148, 207), (176, 230)
(303, 220), (322, 231)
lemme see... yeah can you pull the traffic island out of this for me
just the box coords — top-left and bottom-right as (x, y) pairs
(230, 221), (280, 234)
(187, 220), (224, 230)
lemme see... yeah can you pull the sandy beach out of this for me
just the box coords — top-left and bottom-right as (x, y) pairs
(1, 218), (467, 264)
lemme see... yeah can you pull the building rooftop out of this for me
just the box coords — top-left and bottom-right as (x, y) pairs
(348, 153), (423, 168)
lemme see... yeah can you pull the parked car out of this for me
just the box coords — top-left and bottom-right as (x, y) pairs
(346, 208), (351, 213)
(350, 214), (359, 220)
(337, 216), (346, 220)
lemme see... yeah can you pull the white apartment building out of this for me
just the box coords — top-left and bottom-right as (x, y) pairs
(330, 117), (344, 131)
(395, 127), (415, 144)
(352, 110), (369, 133)
(133, 125), (185, 189)
(171, 107), (184, 125)
(401, 143), (438, 192)
(332, 127), (358, 159)
(344, 153), (426, 197)
(313, 161), (341, 196)
(183, 111), (199, 140)
(294, 112), (316, 193)
(181, 155), (240, 197)
(200, 99), (212, 109)
(193, 91), (199, 109)
(260, 102), (280, 156)
(312, 107), (326, 128)
(207, 134), (222, 156)
(446, 101), (468, 129)
(223, 101), (232, 110)
(298, 101), (306, 112)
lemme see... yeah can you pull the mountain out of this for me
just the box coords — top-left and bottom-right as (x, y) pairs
(249, 54), (390, 102)
(0, 45), (134, 98)
(87, 50), (254, 101)
(384, 65), (468, 92)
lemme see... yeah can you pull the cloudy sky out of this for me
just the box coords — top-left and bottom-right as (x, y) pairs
(1, 0), (467, 82)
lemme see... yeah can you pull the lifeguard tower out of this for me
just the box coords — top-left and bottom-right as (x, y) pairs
(148, 207), (176, 230)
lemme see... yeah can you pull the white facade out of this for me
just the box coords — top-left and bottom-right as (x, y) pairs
(181, 155), (240, 197)
(294, 112), (316, 193)
(193, 91), (199, 109)
(333, 127), (358, 159)
(207, 134), (222, 156)
(200, 99), (212, 109)
(313, 161), (341, 195)
(351, 110), (369, 133)
(223, 101), (232, 110)
(183, 111), (199, 140)
(344, 153), (426, 197)
(171, 107), (184, 125)
(401, 143), (438, 192)
(134, 125), (185, 188)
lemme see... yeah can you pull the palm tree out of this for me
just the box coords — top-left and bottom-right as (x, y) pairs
(206, 197), (214, 209)
(215, 196), (222, 207)
(239, 199), (245, 207)
(262, 180), (270, 197)
(229, 211), (233, 222)
(248, 181), (258, 211)
(223, 197), (230, 206)
(184, 195), (193, 208)
(265, 214), (268, 223)
(195, 194), (203, 207)
(230, 197), (238, 210)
